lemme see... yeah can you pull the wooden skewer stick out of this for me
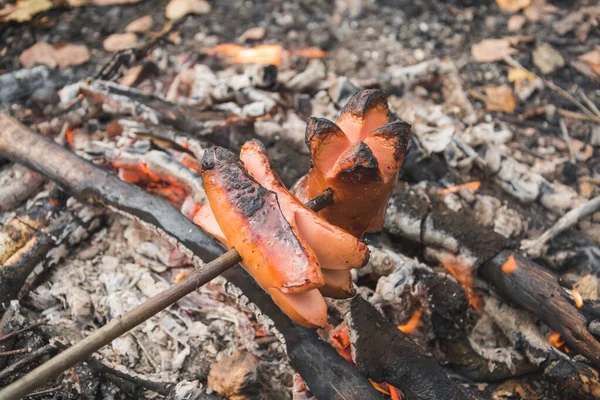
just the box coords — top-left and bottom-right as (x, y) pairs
(0, 112), (334, 400)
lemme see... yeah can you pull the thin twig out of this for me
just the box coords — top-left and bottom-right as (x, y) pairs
(0, 343), (56, 381)
(24, 386), (61, 398)
(0, 348), (29, 357)
(0, 323), (44, 344)
(558, 108), (600, 123)
(521, 195), (600, 257)
(559, 118), (576, 164)
(503, 54), (595, 117)
(0, 193), (333, 400)
(578, 90), (600, 118)
(83, 356), (171, 395)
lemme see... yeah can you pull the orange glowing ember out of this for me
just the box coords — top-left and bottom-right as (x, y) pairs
(390, 385), (403, 400)
(207, 43), (326, 66)
(330, 323), (353, 363)
(174, 271), (190, 283)
(501, 255), (518, 275)
(439, 181), (481, 195)
(549, 333), (564, 348)
(571, 289), (584, 308)
(398, 309), (422, 334)
(369, 379), (391, 395)
(442, 257), (483, 311)
(66, 128), (74, 148)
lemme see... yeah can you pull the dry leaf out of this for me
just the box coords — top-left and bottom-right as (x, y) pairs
(532, 43), (564, 74)
(579, 48), (600, 76)
(1, 0), (52, 22)
(523, 0), (559, 22)
(507, 15), (526, 31)
(53, 43), (91, 68)
(165, 0), (211, 20)
(119, 65), (144, 87)
(471, 38), (518, 62)
(91, 0), (141, 5)
(19, 42), (90, 69)
(239, 26), (266, 43)
(19, 42), (56, 68)
(103, 33), (138, 52)
(125, 15), (153, 33)
(484, 85), (516, 113)
(507, 67), (536, 86)
(496, 0), (531, 13)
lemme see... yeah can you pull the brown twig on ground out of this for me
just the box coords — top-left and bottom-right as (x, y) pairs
(502, 54), (596, 118)
(0, 343), (57, 382)
(94, 17), (188, 81)
(559, 118), (577, 164)
(521, 196), (600, 257)
(0, 348), (29, 357)
(0, 322), (44, 344)
(24, 386), (62, 398)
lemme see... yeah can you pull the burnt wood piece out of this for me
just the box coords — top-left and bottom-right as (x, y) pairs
(0, 213), (69, 312)
(348, 296), (471, 400)
(79, 81), (231, 135)
(0, 113), (381, 400)
(385, 185), (600, 370)
(480, 251), (600, 369)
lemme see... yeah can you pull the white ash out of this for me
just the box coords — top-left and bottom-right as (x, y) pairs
(112, 334), (140, 366)
(166, 380), (206, 400)
(360, 240), (406, 278)
(467, 313), (521, 372)
(22, 213), (293, 392)
(484, 297), (551, 366)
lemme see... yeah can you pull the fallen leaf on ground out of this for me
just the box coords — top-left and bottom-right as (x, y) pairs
(20, 42), (90, 69)
(471, 38), (518, 62)
(103, 33), (138, 52)
(507, 15), (526, 31)
(19, 42), (56, 68)
(165, 0), (211, 20)
(0, 0), (52, 22)
(532, 43), (564, 74)
(508, 67), (542, 100)
(496, 0), (531, 13)
(508, 67), (536, 86)
(125, 15), (153, 33)
(92, 0), (142, 4)
(523, 0), (559, 22)
(579, 48), (600, 76)
(239, 26), (266, 43)
(484, 85), (516, 113)
(53, 43), (91, 68)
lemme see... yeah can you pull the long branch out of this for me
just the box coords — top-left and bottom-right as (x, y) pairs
(0, 112), (381, 400)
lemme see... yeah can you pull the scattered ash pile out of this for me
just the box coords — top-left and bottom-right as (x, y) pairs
(1, 0), (600, 399)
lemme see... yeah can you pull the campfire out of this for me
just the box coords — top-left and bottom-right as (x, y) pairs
(1, 1), (600, 399)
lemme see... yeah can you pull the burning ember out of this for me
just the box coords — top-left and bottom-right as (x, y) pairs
(206, 43), (326, 66)
(439, 181), (481, 195)
(571, 289), (584, 308)
(501, 254), (518, 275)
(442, 256), (483, 311)
(397, 308), (422, 334)
(549, 333), (565, 349)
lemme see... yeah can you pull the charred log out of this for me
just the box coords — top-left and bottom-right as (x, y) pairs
(348, 296), (472, 400)
(385, 185), (600, 369)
